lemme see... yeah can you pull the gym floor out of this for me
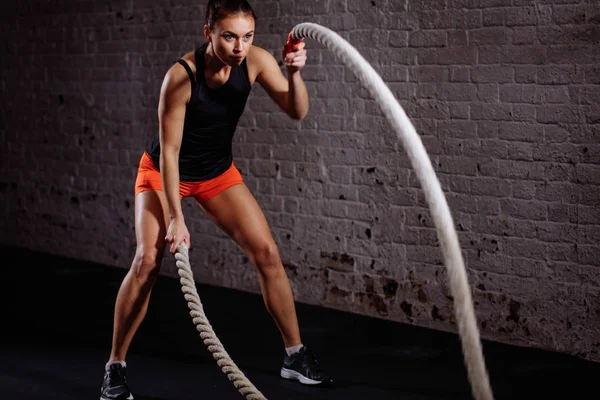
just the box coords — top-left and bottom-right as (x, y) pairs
(2, 244), (597, 400)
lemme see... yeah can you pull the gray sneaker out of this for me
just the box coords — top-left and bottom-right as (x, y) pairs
(280, 346), (333, 385)
(100, 363), (134, 400)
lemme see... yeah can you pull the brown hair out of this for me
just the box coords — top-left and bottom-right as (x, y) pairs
(205, 0), (257, 29)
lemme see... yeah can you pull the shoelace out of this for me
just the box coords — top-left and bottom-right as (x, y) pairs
(107, 366), (127, 385)
(301, 349), (323, 371)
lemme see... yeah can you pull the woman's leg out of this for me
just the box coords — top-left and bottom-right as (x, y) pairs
(109, 190), (169, 361)
(199, 184), (302, 348)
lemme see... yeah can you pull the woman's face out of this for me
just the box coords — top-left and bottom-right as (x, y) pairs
(205, 13), (255, 66)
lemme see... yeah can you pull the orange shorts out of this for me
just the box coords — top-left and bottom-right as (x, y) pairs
(134, 152), (244, 202)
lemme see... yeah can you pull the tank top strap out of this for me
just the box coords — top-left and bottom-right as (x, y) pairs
(177, 59), (195, 82)
(177, 59), (197, 99)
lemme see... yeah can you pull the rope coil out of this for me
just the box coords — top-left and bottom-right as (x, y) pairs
(174, 22), (494, 400)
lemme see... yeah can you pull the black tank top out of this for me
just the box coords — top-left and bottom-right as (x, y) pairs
(146, 43), (252, 181)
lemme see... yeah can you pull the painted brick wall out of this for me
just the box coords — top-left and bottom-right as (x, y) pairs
(1, 0), (599, 362)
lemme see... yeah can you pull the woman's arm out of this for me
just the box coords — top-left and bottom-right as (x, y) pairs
(157, 63), (191, 251)
(252, 42), (309, 120)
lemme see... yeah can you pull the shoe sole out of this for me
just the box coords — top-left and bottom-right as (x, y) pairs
(280, 368), (325, 385)
(100, 395), (133, 400)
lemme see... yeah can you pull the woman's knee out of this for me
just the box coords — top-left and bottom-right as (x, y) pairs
(251, 241), (282, 276)
(131, 246), (163, 281)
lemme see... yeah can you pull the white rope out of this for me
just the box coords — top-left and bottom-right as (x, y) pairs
(175, 243), (267, 400)
(290, 22), (494, 400)
(174, 22), (494, 400)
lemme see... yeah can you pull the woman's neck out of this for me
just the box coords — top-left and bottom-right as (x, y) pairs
(204, 42), (231, 75)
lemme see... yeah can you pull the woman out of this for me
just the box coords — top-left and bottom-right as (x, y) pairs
(100, 1), (331, 399)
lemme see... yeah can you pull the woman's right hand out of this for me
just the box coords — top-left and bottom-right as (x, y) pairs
(165, 216), (191, 254)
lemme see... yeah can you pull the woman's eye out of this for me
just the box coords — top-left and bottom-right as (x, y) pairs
(224, 35), (233, 40)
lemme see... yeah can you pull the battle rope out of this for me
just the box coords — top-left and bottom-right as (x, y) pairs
(174, 22), (494, 400)
(175, 243), (267, 400)
(290, 22), (494, 400)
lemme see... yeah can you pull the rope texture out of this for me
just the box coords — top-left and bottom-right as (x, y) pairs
(175, 243), (267, 400)
(291, 22), (495, 400)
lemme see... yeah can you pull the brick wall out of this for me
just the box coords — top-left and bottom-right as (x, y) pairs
(1, 0), (599, 362)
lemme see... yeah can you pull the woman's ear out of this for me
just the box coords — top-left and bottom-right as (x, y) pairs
(203, 25), (211, 41)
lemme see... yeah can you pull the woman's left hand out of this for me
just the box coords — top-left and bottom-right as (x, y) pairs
(282, 41), (307, 72)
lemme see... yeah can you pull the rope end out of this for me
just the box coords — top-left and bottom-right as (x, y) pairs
(284, 31), (303, 55)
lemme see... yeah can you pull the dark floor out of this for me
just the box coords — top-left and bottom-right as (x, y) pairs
(1, 244), (598, 400)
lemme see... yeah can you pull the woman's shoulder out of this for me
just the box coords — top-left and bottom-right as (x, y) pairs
(179, 50), (198, 74)
(247, 44), (276, 67)
(160, 50), (197, 97)
(246, 44), (284, 84)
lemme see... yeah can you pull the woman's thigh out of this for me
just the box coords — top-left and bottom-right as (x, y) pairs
(198, 184), (275, 254)
(134, 189), (170, 262)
